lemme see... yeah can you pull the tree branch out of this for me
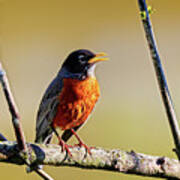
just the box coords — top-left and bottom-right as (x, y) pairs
(137, 0), (180, 159)
(0, 63), (53, 180)
(0, 141), (180, 179)
(0, 1), (179, 179)
(0, 63), (27, 151)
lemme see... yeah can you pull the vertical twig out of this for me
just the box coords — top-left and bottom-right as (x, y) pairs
(0, 62), (54, 180)
(137, 0), (180, 159)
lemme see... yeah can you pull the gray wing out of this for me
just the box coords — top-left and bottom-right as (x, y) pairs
(35, 76), (63, 143)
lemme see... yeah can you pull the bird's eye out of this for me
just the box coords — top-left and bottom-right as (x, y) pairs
(78, 55), (86, 61)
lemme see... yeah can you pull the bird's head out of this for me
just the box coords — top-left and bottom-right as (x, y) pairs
(62, 49), (108, 79)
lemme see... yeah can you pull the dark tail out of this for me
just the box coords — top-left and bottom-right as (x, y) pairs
(35, 128), (53, 144)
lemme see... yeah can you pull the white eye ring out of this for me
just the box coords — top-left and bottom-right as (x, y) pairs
(79, 55), (85, 60)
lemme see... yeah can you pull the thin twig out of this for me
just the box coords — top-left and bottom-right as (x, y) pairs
(0, 141), (180, 179)
(34, 169), (54, 180)
(137, 0), (180, 159)
(0, 63), (27, 151)
(0, 62), (54, 180)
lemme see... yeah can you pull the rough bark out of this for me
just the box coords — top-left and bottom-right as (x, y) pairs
(0, 141), (180, 179)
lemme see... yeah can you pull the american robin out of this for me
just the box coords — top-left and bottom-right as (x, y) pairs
(35, 49), (108, 155)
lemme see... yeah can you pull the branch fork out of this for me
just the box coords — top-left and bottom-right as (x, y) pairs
(0, 1), (180, 179)
(0, 62), (53, 180)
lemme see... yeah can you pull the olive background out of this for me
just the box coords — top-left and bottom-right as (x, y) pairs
(1, 0), (180, 179)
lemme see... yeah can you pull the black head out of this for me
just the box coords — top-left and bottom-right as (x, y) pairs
(63, 49), (107, 75)
(62, 49), (96, 74)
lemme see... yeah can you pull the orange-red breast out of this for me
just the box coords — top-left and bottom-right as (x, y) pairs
(35, 49), (108, 155)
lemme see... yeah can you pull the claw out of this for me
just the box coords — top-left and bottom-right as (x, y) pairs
(70, 128), (92, 155)
(75, 142), (92, 155)
(58, 139), (72, 157)
(53, 127), (73, 157)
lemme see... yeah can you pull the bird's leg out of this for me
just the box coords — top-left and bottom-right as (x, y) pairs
(58, 139), (72, 157)
(70, 129), (91, 155)
(53, 127), (72, 157)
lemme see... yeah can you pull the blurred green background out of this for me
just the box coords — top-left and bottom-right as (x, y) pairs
(1, 0), (180, 179)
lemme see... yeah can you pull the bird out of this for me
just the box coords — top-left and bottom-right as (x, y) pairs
(35, 49), (108, 156)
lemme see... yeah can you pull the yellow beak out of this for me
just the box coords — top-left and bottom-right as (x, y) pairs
(88, 52), (109, 64)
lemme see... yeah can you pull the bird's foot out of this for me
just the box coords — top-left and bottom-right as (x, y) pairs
(59, 139), (72, 157)
(70, 128), (92, 155)
(74, 142), (92, 155)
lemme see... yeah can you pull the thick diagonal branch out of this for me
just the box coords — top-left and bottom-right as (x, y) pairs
(0, 141), (180, 179)
(137, 0), (180, 158)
